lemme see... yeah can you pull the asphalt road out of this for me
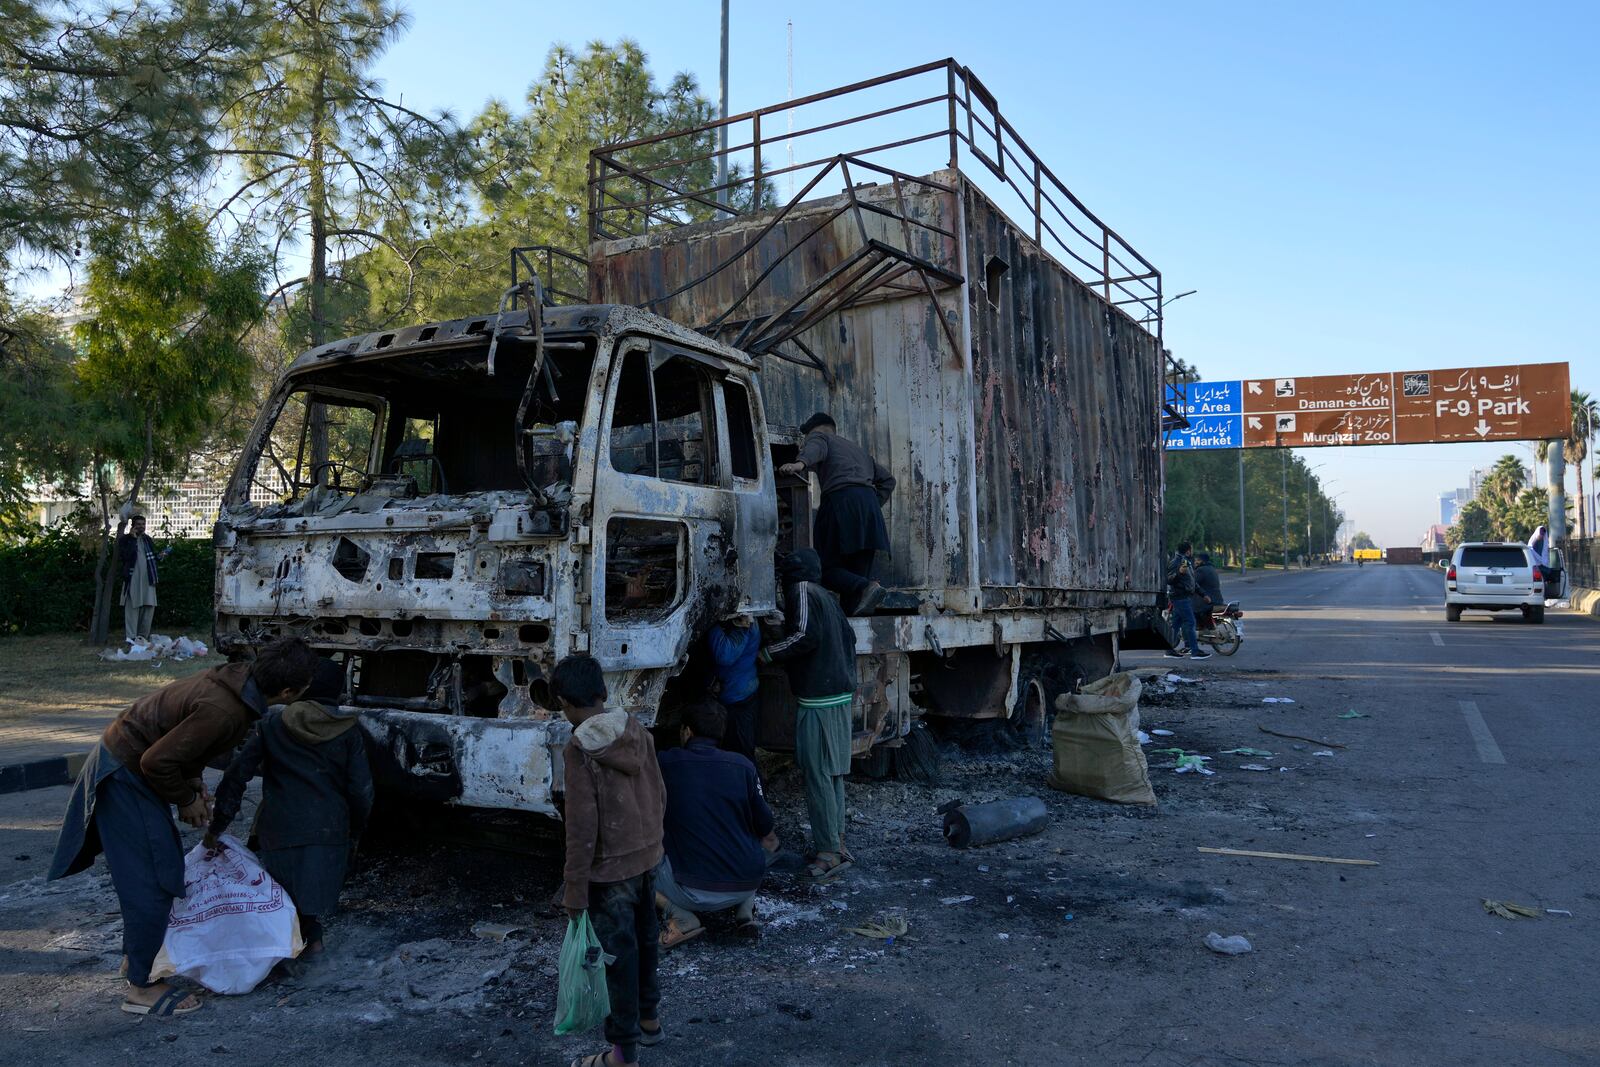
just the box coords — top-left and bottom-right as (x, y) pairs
(0, 564), (1595, 1066)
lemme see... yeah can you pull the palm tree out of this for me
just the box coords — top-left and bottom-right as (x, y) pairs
(1487, 454), (1527, 509)
(1566, 390), (1599, 539)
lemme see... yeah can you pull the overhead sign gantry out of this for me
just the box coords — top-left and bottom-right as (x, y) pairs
(1166, 362), (1570, 450)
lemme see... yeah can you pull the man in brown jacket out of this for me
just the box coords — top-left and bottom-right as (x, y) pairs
(49, 637), (320, 1017)
(554, 654), (667, 1067)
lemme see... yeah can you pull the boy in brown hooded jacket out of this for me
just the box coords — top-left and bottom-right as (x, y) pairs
(48, 637), (320, 1017)
(554, 654), (667, 1067)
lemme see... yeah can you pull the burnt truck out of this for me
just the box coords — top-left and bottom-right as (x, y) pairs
(214, 61), (1171, 815)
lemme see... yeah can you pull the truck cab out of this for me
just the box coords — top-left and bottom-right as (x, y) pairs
(217, 303), (778, 815)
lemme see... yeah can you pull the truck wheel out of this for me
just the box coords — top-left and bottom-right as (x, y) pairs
(1529, 605), (1545, 624)
(851, 744), (894, 780)
(892, 722), (943, 783)
(1445, 605), (1461, 622)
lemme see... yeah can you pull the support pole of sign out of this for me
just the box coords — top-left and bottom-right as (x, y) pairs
(1281, 449), (1290, 570)
(1238, 450), (1247, 577)
(1548, 440), (1567, 540)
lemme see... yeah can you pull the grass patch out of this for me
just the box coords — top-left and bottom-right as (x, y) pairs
(0, 634), (216, 722)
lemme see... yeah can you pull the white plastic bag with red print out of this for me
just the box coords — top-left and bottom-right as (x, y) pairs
(149, 834), (303, 994)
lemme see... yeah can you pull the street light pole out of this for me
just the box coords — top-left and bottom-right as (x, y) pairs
(716, 0), (730, 211)
(1304, 462), (1326, 564)
(1238, 450), (1247, 578)
(1140, 289), (1197, 328)
(1312, 479), (1337, 563)
(1281, 449), (1289, 570)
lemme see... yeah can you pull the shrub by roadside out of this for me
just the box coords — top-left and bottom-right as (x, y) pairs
(0, 526), (214, 636)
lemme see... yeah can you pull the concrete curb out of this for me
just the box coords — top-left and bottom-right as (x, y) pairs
(1568, 586), (1600, 619)
(0, 750), (86, 796)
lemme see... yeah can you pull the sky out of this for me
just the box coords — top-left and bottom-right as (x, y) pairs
(370, 1), (1588, 545)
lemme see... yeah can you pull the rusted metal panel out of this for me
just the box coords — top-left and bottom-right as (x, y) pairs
(964, 181), (1164, 600)
(589, 178), (960, 330)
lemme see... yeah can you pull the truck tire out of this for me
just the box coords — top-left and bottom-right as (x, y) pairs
(852, 722), (943, 783)
(893, 722), (943, 783)
(1528, 604), (1546, 624)
(1013, 634), (1118, 742)
(1445, 605), (1461, 622)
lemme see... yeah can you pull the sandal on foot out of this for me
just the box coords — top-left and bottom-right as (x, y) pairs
(121, 987), (201, 1017)
(804, 852), (853, 883)
(640, 1020), (664, 1046)
(569, 1052), (626, 1067)
(658, 916), (704, 950)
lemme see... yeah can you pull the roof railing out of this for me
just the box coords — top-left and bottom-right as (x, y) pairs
(588, 58), (1163, 344)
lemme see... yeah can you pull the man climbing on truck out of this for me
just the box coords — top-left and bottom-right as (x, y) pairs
(779, 413), (894, 616)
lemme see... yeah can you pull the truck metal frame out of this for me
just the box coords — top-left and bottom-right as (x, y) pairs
(214, 60), (1169, 816)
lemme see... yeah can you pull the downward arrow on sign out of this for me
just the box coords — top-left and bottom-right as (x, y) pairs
(1475, 419), (1492, 437)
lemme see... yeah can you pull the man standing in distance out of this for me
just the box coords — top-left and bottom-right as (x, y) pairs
(118, 514), (171, 643)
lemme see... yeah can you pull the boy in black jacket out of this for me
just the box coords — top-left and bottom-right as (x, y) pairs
(762, 549), (857, 882)
(206, 659), (372, 961)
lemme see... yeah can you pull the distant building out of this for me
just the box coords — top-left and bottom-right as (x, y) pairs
(1422, 524), (1448, 553)
(32, 469), (285, 539)
(1438, 492), (1458, 527)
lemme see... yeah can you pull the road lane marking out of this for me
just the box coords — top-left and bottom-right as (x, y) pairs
(1415, 606), (1428, 614)
(1459, 700), (1505, 764)
(1431, 632), (1444, 646)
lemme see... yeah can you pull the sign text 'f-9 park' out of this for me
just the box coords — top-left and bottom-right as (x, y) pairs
(1165, 363), (1570, 451)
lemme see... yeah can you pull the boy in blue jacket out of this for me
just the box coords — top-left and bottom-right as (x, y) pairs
(655, 700), (776, 948)
(706, 615), (761, 764)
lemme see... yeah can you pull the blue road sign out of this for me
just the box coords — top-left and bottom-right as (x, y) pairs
(1166, 380), (1243, 417)
(1167, 414), (1242, 450)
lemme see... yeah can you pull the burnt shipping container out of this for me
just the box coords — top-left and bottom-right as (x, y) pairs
(589, 169), (1165, 616)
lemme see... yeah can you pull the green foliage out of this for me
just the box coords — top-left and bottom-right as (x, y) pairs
(0, 0), (260, 274)
(0, 299), (85, 535)
(0, 525), (213, 634)
(218, 0), (472, 346)
(1501, 487), (1551, 543)
(1445, 454), (1570, 547)
(1164, 447), (1341, 564)
(151, 538), (218, 632)
(0, 524), (95, 633)
(1565, 390), (1597, 537)
(74, 209), (267, 473)
(1445, 501), (1492, 546)
(1350, 531), (1377, 550)
(350, 39), (747, 326)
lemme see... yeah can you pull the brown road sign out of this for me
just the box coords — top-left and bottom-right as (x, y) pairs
(1241, 372), (1393, 415)
(1392, 363), (1569, 444)
(1236, 362), (1569, 448)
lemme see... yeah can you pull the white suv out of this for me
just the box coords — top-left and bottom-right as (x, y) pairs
(1445, 542), (1546, 623)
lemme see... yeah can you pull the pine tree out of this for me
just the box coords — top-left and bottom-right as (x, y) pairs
(0, 0), (259, 274)
(213, 0), (471, 348)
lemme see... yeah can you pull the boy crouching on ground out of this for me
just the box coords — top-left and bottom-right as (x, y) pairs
(554, 654), (668, 1067)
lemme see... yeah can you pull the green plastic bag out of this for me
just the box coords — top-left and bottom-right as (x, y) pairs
(554, 912), (613, 1035)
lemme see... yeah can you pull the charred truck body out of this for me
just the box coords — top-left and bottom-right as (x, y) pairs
(216, 61), (1169, 815)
